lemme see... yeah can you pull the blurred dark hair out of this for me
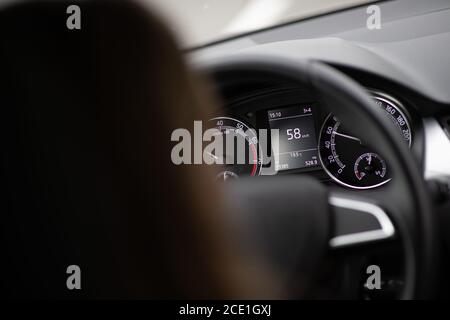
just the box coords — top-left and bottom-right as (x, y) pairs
(0, 0), (275, 299)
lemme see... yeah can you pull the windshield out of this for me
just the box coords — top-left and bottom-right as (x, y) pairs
(143, 0), (377, 48)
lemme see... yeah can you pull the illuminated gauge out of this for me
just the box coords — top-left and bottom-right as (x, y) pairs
(216, 171), (239, 181)
(354, 152), (387, 184)
(373, 92), (412, 146)
(207, 117), (262, 179)
(318, 93), (411, 189)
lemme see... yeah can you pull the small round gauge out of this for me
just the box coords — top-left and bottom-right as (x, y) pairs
(207, 117), (261, 179)
(216, 171), (239, 181)
(354, 152), (387, 184)
(318, 93), (412, 189)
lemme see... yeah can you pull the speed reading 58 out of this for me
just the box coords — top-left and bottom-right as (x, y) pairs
(287, 128), (302, 140)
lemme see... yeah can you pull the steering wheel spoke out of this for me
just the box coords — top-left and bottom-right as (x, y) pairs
(329, 193), (396, 248)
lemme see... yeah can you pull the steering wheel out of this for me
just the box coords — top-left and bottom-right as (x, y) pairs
(202, 56), (438, 299)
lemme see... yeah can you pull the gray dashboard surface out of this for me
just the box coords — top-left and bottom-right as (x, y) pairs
(191, 0), (450, 105)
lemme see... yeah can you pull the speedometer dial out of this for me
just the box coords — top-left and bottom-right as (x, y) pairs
(373, 93), (412, 147)
(318, 93), (412, 189)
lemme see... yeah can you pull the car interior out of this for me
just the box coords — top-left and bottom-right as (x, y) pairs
(1, 0), (450, 301)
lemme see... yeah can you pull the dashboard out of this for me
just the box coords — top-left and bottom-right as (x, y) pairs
(209, 88), (416, 190)
(193, 0), (450, 190)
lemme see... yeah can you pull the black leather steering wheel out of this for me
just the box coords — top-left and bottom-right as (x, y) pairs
(203, 56), (438, 299)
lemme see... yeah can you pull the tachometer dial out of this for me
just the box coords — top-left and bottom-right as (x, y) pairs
(207, 117), (262, 179)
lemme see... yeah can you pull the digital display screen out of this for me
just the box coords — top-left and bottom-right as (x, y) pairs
(267, 104), (319, 171)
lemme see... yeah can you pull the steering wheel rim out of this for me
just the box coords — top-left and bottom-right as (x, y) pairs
(202, 55), (438, 299)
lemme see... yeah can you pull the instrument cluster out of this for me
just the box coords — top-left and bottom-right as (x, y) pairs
(209, 89), (414, 189)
